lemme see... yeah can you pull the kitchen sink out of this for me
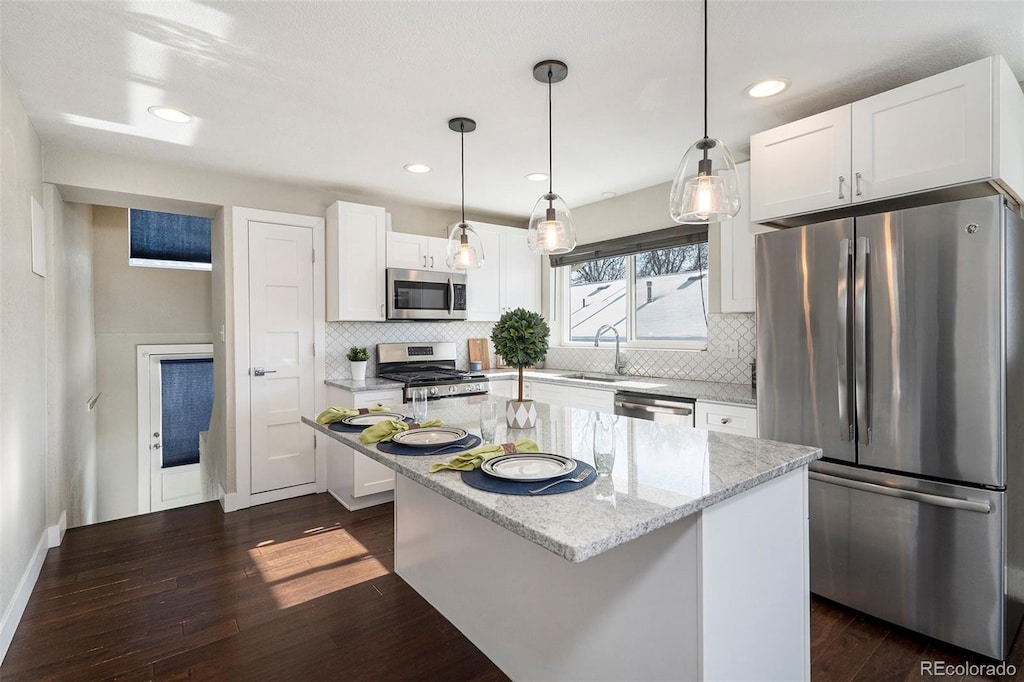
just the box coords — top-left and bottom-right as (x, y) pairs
(562, 373), (625, 383)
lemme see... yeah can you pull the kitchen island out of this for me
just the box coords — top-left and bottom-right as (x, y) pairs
(305, 397), (821, 681)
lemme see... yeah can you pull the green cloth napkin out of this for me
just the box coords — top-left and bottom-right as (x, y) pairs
(359, 419), (444, 444)
(316, 405), (393, 425)
(429, 439), (540, 473)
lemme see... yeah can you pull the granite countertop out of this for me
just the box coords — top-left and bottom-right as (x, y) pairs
(484, 368), (757, 406)
(304, 397), (819, 563)
(326, 377), (404, 392)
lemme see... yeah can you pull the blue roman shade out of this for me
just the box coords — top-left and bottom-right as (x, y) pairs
(129, 209), (212, 268)
(160, 358), (214, 468)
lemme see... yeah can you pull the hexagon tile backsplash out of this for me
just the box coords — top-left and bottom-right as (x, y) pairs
(326, 313), (755, 385)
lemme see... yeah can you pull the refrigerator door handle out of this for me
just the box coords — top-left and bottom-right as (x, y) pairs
(809, 471), (992, 514)
(837, 238), (853, 441)
(854, 236), (871, 445)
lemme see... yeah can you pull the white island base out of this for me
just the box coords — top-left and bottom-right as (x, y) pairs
(395, 467), (810, 682)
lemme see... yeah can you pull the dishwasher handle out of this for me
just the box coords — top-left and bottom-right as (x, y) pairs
(614, 393), (695, 424)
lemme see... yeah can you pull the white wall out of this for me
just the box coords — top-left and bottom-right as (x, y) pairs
(43, 186), (98, 530)
(92, 205), (214, 522)
(0, 65), (46, 658)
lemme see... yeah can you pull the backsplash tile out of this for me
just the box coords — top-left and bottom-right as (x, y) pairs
(326, 313), (755, 385)
(326, 320), (496, 378)
(544, 313), (756, 384)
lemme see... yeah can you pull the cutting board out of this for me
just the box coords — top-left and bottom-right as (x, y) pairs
(467, 338), (490, 370)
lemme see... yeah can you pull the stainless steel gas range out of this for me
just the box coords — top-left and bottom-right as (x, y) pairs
(376, 342), (488, 402)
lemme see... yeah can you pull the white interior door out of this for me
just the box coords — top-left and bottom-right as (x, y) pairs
(249, 221), (316, 494)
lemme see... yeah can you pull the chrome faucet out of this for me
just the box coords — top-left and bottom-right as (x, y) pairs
(594, 324), (627, 375)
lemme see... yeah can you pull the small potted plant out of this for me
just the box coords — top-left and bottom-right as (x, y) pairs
(347, 346), (369, 381)
(491, 308), (550, 428)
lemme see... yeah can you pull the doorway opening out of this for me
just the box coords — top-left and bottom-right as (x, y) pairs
(137, 344), (215, 512)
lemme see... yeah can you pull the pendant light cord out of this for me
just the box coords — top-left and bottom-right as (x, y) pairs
(702, 0), (708, 140)
(460, 121), (466, 225)
(548, 67), (554, 196)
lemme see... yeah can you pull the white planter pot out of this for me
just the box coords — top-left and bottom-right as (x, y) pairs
(506, 399), (537, 429)
(350, 361), (367, 381)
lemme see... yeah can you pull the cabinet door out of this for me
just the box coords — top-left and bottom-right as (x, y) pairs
(696, 401), (757, 438)
(750, 105), (852, 223)
(488, 378), (517, 398)
(466, 225), (503, 321)
(720, 162), (775, 313)
(502, 230), (542, 313)
(326, 201), (386, 321)
(350, 389), (402, 498)
(426, 237), (455, 273)
(572, 387), (614, 414)
(386, 232), (429, 270)
(529, 381), (566, 407)
(852, 58), (992, 202)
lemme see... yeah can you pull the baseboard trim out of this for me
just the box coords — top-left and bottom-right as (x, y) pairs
(217, 483), (246, 513)
(249, 483), (318, 508)
(47, 510), (67, 548)
(1, 528), (49, 664)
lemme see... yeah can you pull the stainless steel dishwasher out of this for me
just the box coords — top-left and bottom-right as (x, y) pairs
(614, 391), (695, 426)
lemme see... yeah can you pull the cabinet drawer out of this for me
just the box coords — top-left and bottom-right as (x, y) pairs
(353, 390), (404, 409)
(697, 402), (757, 437)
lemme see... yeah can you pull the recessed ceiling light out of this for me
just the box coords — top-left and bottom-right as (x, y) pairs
(745, 78), (791, 99)
(404, 163), (431, 174)
(525, 172), (548, 182)
(147, 105), (193, 123)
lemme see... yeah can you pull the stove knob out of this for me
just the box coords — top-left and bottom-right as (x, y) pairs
(472, 383), (481, 392)
(428, 386), (438, 397)
(448, 385), (456, 394)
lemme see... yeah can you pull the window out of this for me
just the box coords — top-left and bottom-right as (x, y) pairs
(554, 226), (709, 349)
(129, 208), (212, 271)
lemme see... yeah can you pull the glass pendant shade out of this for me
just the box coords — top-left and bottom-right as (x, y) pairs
(445, 222), (484, 270)
(669, 137), (741, 223)
(527, 192), (576, 255)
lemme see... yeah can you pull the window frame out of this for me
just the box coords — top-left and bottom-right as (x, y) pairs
(555, 241), (710, 352)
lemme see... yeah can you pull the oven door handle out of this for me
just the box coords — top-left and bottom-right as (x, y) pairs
(447, 278), (454, 316)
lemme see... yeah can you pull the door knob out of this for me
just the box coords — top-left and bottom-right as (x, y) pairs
(252, 367), (277, 377)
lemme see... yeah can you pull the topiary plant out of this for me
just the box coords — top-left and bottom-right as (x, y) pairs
(346, 346), (369, 362)
(491, 308), (550, 402)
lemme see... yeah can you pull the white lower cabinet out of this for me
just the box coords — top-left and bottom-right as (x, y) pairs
(520, 379), (615, 414)
(324, 386), (402, 509)
(488, 377), (518, 399)
(696, 401), (758, 438)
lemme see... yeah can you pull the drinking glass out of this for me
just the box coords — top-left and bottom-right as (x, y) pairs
(479, 401), (498, 443)
(593, 413), (616, 476)
(411, 388), (428, 422)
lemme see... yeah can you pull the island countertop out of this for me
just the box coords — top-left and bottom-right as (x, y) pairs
(304, 397), (820, 562)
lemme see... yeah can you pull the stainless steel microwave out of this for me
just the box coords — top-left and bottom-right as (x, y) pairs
(386, 268), (468, 321)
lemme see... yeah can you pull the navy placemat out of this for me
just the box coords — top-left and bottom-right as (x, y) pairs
(376, 433), (482, 457)
(327, 415), (412, 433)
(460, 459), (596, 496)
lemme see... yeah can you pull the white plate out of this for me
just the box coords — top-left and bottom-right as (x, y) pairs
(341, 412), (405, 426)
(481, 453), (576, 482)
(391, 427), (469, 447)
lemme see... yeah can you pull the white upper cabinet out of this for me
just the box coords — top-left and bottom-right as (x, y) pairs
(463, 222), (542, 321)
(750, 56), (1024, 224)
(750, 106), (852, 222)
(718, 162), (774, 313)
(326, 200), (387, 321)
(386, 232), (453, 273)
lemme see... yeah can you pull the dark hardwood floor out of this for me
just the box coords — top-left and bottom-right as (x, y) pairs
(811, 595), (1024, 681)
(1, 494), (507, 681)
(7, 492), (1024, 681)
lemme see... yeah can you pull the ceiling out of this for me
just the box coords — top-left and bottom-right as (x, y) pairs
(2, 1), (1023, 221)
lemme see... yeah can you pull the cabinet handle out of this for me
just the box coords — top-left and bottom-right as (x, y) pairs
(838, 175), (845, 199)
(423, 255), (428, 268)
(430, 256), (435, 268)
(720, 417), (731, 425)
(855, 172), (863, 197)
(380, 303), (385, 318)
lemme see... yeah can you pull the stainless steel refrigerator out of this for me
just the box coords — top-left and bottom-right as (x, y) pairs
(756, 194), (1024, 660)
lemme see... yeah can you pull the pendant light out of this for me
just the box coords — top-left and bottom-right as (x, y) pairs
(669, 0), (741, 224)
(527, 60), (576, 255)
(445, 117), (484, 270)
